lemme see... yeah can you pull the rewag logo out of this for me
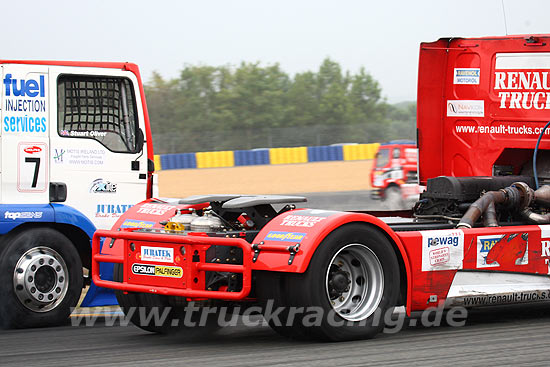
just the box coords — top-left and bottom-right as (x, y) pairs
(428, 235), (460, 247)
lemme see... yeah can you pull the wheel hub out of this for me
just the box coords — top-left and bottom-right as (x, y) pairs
(328, 269), (350, 298)
(13, 247), (69, 312)
(325, 244), (384, 322)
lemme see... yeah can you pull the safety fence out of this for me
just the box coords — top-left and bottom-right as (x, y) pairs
(154, 143), (380, 171)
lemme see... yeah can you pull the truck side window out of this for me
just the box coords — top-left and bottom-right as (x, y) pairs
(392, 148), (401, 159)
(376, 149), (390, 168)
(57, 75), (138, 153)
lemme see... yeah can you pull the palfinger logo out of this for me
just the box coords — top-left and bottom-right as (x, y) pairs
(131, 263), (183, 278)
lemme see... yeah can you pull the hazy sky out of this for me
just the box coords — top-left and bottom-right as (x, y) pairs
(4, 0), (549, 102)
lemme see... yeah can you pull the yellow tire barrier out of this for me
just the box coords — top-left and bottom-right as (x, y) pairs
(154, 154), (162, 171)
(343, 143), (380, 161)
(196, 151), (235, 168)
(269, 147), (308, 165)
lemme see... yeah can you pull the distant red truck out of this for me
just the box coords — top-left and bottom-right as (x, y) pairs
(370, 141), (423, 207)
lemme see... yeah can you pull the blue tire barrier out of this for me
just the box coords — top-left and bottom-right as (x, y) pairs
(234, 149), (270, 166)
(160, 153), (197, 170)
(307, 145), (344, 162)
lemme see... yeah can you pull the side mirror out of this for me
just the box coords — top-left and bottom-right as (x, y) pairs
(135, 128), (145, 153)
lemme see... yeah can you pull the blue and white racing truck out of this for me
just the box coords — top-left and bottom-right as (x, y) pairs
(0, 60), (155, 328)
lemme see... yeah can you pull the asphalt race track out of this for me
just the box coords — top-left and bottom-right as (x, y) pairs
(1, 303), (550, 366)
(2, 192), (549, 366)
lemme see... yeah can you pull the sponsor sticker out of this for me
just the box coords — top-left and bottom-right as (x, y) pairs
(53, 148), (106, 166)
(141, 246), (174, 263)
(96, 204), (132, 218)
(476, 233), (528, 268)
(136, 203), (177, 216)
(265, 231), (306, 242)
(477, 235), (504, 268)
(3, 211), (43, 220)
(65, 130), (108, 138)
(447, 100), (484, 117)
(131, 263), (182, 278)
(281, 215), (326, 227)
(121, 219), (155, 229)
(23, 146), (42, 154)
(421, 229), (464, 271)
(429, 247), (450, 267)
(454, 68), (480, 85)
(53, 149), (65, 163)
(2, 73), (48, 135)
(493, 54), (550, 110)
(89, 178), (117, 194)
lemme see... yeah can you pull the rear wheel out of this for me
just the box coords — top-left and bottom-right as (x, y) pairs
(260, 224), (399, 341)
(0, 228), (83, 329)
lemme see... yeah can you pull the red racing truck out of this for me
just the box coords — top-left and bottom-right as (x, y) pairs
(93, 34), (550, 341)
(370, 140), (422, 208)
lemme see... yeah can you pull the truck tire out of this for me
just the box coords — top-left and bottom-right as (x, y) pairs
(114, 264), (219, 334)
(0, 228), (83, 329)
(384, 186), (404, 210)
(256, 271), (308, 340)
(280, 223), (399, 341)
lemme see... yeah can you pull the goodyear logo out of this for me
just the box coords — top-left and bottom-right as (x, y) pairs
(265, 231), (306, 242)
(121, 219), (155, 229)
(479, 237), (501, 253)
(131, 263), (182, 278)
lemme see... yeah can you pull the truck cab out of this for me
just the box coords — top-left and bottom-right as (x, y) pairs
(0, 61), (153, 328)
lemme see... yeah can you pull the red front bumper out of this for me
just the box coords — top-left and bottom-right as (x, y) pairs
(92, 229), (254, 301)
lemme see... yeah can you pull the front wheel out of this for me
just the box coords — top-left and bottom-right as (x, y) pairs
(114, 264), (220, 334)
(279, 223), (400, 341)
(0, 228), (83, 328)
(384, 186), (404, 210)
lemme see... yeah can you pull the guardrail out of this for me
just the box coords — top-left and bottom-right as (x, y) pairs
(153, 143), (380, 171)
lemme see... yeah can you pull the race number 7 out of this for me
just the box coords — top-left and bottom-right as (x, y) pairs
(18, 143), (48, 193)
(25, 157), (40, 188)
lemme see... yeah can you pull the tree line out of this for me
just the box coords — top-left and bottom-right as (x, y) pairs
(144, 58), (416, 154)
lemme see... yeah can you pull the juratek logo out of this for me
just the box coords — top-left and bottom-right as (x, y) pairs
(90, 178), (117, 194)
